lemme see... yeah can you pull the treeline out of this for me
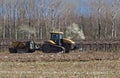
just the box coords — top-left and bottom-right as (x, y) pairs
(0, 0), (120, 40)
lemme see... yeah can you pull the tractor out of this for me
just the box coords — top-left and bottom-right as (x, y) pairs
(9, 31), (79, 53)
(41, 31), (79, 53)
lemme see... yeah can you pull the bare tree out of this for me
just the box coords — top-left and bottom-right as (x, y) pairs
(110, 0), (120, 38)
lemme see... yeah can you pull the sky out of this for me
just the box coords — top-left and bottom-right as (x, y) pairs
(78, 0), (89, 15)
(0, 0), (89, 16)
(0, 0), (115, 17)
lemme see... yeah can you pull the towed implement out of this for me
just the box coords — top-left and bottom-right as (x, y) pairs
(9, 41), (39, 53)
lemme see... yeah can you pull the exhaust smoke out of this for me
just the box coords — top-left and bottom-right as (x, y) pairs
(65, 23), (85, 40)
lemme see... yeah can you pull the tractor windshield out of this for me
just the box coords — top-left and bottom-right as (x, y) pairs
(51, 33), (63, 40)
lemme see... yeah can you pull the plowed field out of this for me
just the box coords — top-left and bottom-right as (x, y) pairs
(0, 51), (120, 78)
(0, 51), (120, 62)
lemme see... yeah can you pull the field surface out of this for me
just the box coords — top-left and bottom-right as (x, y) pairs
(0, 51), (120, 78)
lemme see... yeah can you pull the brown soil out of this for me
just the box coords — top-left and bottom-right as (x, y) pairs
(0, 51), (120, 62)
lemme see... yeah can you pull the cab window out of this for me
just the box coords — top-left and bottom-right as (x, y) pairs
(51, 34), (59, 40)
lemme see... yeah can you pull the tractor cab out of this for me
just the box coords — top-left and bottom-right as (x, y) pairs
(50, 32), (63, 45)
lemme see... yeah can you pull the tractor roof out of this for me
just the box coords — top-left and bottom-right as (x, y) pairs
(50, 31), (64, 34)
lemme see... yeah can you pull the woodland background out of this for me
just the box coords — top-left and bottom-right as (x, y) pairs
(0, 0), (120, 40)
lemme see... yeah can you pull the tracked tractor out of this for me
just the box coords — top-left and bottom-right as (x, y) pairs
(41, 32), (79, 53)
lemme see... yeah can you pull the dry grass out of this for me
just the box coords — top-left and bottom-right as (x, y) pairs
(0, 51), (120, 78)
